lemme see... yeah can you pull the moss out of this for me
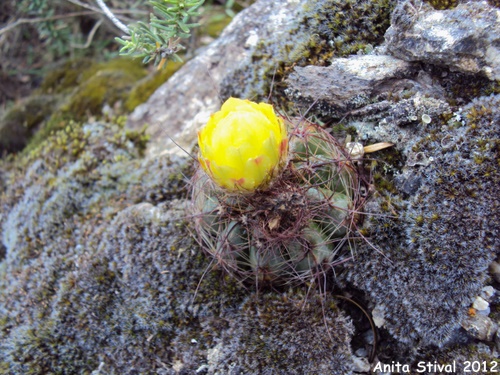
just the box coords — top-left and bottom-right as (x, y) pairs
(11, 58), (151, 153)
(442, 70), (500, 105)
(0, 118), (252, 372)
(423, 0), (458, 10)
(59, 59), (147, 121)
(209, 290), (355, 373)
(202, 12), (233, 38)
(345, 94), (499, 351)
(125, 60), (183, 112)
(38, 59), (95, 95)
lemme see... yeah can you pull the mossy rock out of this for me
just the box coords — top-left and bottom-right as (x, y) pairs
(11, 57), (180, 155)
(38, 58), (96, 95)
(56, 58), (148, 121)
(0, 95), (59, 154)
(125, 60), (183, 112)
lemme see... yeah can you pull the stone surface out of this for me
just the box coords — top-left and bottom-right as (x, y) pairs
(385, 0), (500, 80)
(126, 0), (396, 158)
(461, 314), (499, 342)
(285, 55), (416, 117)
(473, 296), (489, 311)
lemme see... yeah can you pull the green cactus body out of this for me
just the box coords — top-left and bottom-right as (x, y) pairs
(191, 120), (362, 285)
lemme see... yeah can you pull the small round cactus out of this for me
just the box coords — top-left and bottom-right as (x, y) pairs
(191, 98), (365, 286)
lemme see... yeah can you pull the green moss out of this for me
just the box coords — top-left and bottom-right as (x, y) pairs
(200, 12), (233, 38)
(23, 58), (152, 153)
(125, 60), (183, 112)
(38, 59), (95, 95)
(424, 0), (458, 10)
(59, 59), (147, 121)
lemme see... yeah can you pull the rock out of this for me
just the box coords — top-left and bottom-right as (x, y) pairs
(472, 296), (489, 312)
(372, 304), (386, 328)
(385, 0), (500, 80)
(480, 286), (495, 302)
(0, 58), (152, 156)
(343, 93), (500, 348)
(352, 356), (371, 373)
(285, 55), (416, 117)
(461, 314), (499, 342)
(0, 118), (358, 373)
(1, 0), (500, 372)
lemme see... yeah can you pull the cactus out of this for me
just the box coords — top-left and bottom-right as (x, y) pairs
(191, 99), (363, 286)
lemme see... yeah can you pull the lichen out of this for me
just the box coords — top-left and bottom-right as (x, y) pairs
(344, 94), (499, 350)
(0, 116), (357, 373)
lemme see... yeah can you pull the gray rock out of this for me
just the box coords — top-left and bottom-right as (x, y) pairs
(385, 0), (500, 80)
(352, 356), (371, 373)
(2, 0), (500, 372)
(285, 55), (416, 117)
(126, 0), (396, 158)
(480, 286), (495, 302)
(461, 314), (499, 342)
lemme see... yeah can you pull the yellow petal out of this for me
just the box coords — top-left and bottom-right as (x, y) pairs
(197, 97), (288, 192)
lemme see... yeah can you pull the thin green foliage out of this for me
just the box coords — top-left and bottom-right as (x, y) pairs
(116, 0), (205, 68)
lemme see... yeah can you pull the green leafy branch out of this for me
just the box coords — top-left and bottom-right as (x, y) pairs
(115, 0), (205, 68)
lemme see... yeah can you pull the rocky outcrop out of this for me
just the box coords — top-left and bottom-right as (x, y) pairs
(126, 0), (395, 157)
(1, 0), (499, 373)
(386, 0), (500, 80)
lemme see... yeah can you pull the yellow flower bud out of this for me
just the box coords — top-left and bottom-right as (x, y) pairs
(198, 98), (288, 192)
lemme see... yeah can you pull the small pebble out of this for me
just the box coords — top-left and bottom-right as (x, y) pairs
(352, 356), (371, 373)
(372, 304), (386, 328)
(472, 296), (489, 311)
(461, 314), (498, 341)
(480, 286), (495, 302)
(363, 329), (375, 345)
(355, 348), (368, 358)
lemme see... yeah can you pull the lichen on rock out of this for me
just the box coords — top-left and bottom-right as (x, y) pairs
(0, 118), (358, 373)
(386, 0), (500, 80)
(1, 0), (500, 372)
